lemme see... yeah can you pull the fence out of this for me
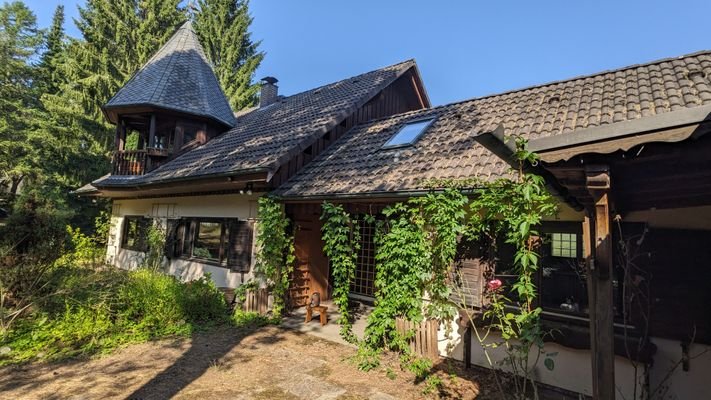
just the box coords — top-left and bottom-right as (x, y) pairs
(242, 288), (271, 314)
(395, 317), (440, 360)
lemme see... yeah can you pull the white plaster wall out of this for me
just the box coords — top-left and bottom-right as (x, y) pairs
(439, 321), (643, 399)
(107, 193), (260, 288)
(648, 338), (711, 400)
(625, 205), (711, 230)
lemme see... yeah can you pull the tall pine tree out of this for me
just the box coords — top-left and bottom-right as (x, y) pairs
(37, 5), (65, 94)
(0, 1), (44, 196)
(193, 0), (264, 110)
(67, 0), (187, 120)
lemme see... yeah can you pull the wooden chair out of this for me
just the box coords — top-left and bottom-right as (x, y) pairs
(305, 305), (328, 326)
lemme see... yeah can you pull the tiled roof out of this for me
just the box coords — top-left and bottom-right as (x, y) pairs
(103, 21), (236, 127)
(275, 50), (711, 198)
(94, 60), (417, 187)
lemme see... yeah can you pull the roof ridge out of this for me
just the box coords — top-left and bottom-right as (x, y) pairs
(299, 49), (711, 134)
(285, 59), (416, 99)
(458, 49), (711, 104)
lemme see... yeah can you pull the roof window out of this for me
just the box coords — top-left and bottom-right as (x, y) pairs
(382, 118), (435, 149)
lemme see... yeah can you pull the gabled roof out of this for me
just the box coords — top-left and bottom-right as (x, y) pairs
(103, 21), (236, 128)
(93, 60), (421, 188)
(275, 50), (711, 198)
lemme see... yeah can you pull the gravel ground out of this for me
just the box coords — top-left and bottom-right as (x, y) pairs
(0, 325), (493, 399)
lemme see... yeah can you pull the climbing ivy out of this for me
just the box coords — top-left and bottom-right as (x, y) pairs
(364, 202), (431, 350)
(320, 202), (360, 343)
(254, 196), (295, 318)
(419, 188), (468, 321)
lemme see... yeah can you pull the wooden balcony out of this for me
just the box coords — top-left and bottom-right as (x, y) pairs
(112, 150), (148, 176)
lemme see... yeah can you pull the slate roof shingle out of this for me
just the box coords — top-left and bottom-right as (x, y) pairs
(95, 60), (417, 187)
(103, 21), (236, 127)
(275, 50), (711, 198)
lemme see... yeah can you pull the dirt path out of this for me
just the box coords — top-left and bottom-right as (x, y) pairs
(0, 326), (486, 399)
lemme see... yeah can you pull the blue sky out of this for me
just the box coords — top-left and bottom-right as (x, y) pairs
(26, 0), (711, 106)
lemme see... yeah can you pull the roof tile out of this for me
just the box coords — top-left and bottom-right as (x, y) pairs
(276, 50), (711, 198)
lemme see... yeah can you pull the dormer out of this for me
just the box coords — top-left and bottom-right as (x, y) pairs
(102, 21), (235, 176)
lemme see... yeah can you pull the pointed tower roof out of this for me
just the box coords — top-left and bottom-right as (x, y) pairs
(103, 21), (236, 127)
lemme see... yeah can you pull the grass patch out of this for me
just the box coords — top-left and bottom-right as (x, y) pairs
(0, 267), (229, 365)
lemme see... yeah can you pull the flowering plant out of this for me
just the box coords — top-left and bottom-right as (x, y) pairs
(487, 279), (503, 291)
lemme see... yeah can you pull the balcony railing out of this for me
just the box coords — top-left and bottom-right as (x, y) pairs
(112, 150), (147, 176)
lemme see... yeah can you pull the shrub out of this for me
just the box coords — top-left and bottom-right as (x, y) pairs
(179, 275), (228, 324)
(0, 267), (230, 365)
(231, 310), (278, 328)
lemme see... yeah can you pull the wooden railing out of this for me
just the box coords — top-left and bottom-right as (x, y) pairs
(395, 317), (440, 360)
(112, 150), (147, 176)
(242, 289), (271, 314)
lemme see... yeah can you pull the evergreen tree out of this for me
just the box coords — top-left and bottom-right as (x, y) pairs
(68, 0), (187, 120)
(0, 1), (44, 196)
(37, 4), (65, 94)
(193, 0), (264, 110)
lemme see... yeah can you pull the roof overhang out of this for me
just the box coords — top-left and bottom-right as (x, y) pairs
(81, 170), (270, 199)
(528, 104), (711, 162)
(101, 103), (235, 129)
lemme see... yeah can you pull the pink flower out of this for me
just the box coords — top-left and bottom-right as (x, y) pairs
(487, 279), (503, 291)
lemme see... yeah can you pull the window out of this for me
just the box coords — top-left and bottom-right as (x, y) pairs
(540, 231), (588, 315)
(121, 216), (150, 252)
(193, 221), (223, 262)
(382, 118), (435, 149)
(551, 233), (577, 258)
(168, 218), (253, 270)
(494, 224), (622, 320)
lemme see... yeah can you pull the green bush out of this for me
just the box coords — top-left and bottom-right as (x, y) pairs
(231, 310), (279, 328)
(0, 267), (230, 365)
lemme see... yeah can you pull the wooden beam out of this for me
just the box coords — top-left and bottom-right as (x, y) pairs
(584, 165), (616, 400)
(148, 114), (156, 148)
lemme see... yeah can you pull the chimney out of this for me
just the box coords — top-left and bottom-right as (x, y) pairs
(259, 76), (279, 107)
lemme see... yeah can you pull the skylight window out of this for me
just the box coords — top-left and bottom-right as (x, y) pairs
(382, 118), (435, 149)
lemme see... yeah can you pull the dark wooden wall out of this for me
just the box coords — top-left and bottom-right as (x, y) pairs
(287, 203), (330, 307)
(270, 69), (426, 188)
(634, 227), (711, 344)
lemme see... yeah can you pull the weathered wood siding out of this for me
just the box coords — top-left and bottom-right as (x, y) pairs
(270, 70), (425, 188)
(450, 238), (490, 310)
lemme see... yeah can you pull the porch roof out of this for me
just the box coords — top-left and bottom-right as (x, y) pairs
(275, 50), (711, 199)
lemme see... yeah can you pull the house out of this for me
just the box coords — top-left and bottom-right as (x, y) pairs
(78, 21), (711, 400)
(77, 21), (429, 286)
(273, 52), (711, 399)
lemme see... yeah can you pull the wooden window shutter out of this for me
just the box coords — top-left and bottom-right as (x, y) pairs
(228, 219), (254, 272)
(164, 219), (181, 258)
(450, 238), (489, 309)
(187, 220), (196, 257)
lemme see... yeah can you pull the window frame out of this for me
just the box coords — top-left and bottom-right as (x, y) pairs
(170, 217), (252, 270)
(381, 117), (436, 150)
(494, 222), (625, 324)
(191, 219), (227, 264)
(121, 216), (150, 252)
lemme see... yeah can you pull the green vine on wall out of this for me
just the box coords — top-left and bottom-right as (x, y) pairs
(364, 202), (431, 350)
(254, 196), (295, 318)
(320, 202), (361, 343)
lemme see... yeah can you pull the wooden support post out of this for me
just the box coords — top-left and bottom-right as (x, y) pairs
(464, 325), (472, 369)
(585, 165), (616, 400)
(148, 114), (156, 148)
(116, 119), (126, 151)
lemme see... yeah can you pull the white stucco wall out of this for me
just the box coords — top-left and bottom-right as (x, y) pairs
(438, 320), (643, 399)
(107, 193), (260, 288)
